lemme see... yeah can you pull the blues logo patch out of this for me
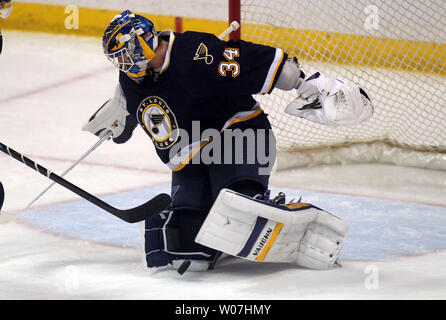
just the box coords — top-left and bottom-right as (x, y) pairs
(137, 96), (179, 149)
(193, 43), (213, 65)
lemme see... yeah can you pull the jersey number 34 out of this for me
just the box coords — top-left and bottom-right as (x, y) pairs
(218, 48), (240, 77)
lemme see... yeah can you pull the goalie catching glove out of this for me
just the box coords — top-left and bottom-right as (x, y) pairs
(195, 189), (349, 269)
(82, 84), (136, 144)
(285, 72), (374, 127)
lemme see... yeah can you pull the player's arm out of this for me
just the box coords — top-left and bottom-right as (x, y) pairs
(274, 57), (305, 90)
(82, 83), (137, 144)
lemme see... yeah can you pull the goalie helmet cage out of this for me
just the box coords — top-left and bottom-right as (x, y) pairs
(228, 0), (446, 170)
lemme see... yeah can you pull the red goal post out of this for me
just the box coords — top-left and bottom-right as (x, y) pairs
(228, 0), (241, 41)
(228, 0), (446, 171)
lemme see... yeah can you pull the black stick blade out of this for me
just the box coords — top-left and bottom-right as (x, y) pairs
(117, 193), (171, 223)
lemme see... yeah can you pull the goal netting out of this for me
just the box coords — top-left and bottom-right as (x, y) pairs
(240, 0), (446, 170)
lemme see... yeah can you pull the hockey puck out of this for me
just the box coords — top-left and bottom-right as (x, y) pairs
(177, 260), (191, 275)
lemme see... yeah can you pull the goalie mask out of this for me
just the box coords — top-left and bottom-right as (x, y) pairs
(285, 72), (374, 127)
(0, 0), (13, 19)
(102, 10), (158, 83)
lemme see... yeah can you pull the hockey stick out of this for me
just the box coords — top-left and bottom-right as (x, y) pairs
(0, 132), (112, 224)
(0, 142), (171, 223)
(25, 131), (113, 209)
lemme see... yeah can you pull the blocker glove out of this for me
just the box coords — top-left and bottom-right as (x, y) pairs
(82, 84), (136, 143)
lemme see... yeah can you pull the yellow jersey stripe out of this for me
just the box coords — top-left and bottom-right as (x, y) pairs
(170, 139), (212, 172)
(224, 108), (263, 129)
(257, 48), (284, 94)
(266, 50), (285, 94)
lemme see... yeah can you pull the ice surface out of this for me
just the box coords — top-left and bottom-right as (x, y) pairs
(18, 185), (446, 261)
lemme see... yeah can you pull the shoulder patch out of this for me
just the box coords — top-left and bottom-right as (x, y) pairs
(136, 96), (179, 149)
(193, 43), (213, 65)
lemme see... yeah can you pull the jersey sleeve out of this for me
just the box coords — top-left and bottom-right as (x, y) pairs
(173, 31), (288, 97)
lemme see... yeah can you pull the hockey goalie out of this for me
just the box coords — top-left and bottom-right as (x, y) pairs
(83, 10), (374, 273)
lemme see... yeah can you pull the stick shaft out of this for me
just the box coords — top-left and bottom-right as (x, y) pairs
(25, 131), (112, 209)
(0, 141), (171, 223)
(1, 142), (119, 215)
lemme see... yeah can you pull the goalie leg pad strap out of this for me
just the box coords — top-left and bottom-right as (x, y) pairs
(195, 189), (349, 269)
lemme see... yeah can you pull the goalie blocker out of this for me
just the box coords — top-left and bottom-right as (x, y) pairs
(195, 189), (349, 269)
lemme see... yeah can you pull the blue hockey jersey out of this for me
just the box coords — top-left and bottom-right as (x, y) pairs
(119, 30), (287, 171)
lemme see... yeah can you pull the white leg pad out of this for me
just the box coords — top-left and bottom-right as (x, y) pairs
(195, 189), (349, 269)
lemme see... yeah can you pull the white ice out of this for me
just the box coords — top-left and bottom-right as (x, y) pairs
(0, 31), (445, 299)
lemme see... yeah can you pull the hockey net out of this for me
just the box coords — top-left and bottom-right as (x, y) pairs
(239, 0), (446, 170)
